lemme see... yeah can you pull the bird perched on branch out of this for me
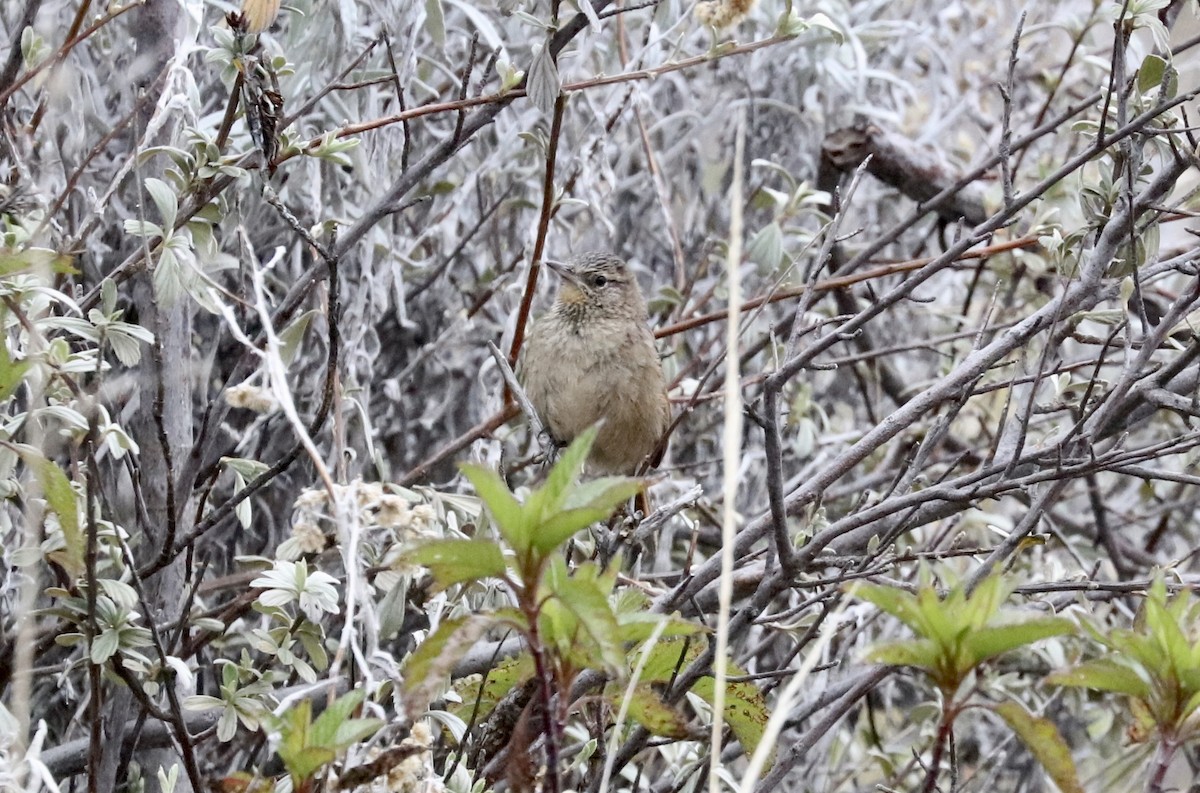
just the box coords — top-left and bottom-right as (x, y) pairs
(520, 252), (670, 475)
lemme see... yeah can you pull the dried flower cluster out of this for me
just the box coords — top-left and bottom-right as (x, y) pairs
(695, 0), (757, 29)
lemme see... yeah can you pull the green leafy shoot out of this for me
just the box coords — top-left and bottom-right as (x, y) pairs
(399, 429), (730, 762)
(412, 426), (641, 590)
(854, 572), (1073, 695)
(1047, 574), (1200, 744)
(275, 688), (382, 785)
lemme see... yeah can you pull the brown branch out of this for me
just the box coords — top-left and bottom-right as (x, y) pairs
(282, 33), (801, 164)
(508, 92), (567, 368)
(398, 404), (520, 486)
(654, 234), (1041, 339)
(821, 124), (989, 225)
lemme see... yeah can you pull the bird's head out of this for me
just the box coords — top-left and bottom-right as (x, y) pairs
(546, 252), (647, 322)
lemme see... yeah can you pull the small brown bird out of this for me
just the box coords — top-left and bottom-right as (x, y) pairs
(520, 252), (670, 475)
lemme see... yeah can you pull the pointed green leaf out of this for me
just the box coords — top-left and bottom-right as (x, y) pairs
(309, 688), (365, 745)
(852, 583), (927, 634)
(993, 700), (1085, 793)
(565, 475), (644, 511)
(535, 505), (618, 553)
(278, 700), (337, 782)
(913, 585), (958, 648)
(325, 712), (381, 749)
(546, 561), (623, 672)
(1046, 657), (1151, 699)
(640, 636), (701, 682)
(962, 618), (1074, 666)
(1144, 592), (1191, 672)
(0, 247), (76, 276)
(694, 666), (773, 769)
(962, 573), (1012, 629)
(531, 477), (644, 553)
(525, 426), (598, 526)
(864, 638), (941, 671)
(404, 538), (508, 591)
(21, 449), (82, 577)
(460, 463), (527, 548)
(617, 613), (706, 645)
(402, 613), (497, 715)
(618, 683), (691, 739)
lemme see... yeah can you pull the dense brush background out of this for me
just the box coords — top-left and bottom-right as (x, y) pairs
(4, 0), (1200, 791)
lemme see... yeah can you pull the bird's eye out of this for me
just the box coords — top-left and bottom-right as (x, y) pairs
(591, 275), (608, 287)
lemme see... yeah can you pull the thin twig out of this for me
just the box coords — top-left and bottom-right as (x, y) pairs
(486, 340), (545, 440)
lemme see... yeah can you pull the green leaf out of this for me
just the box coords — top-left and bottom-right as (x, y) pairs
(460, 463), (527, 548)
(450, 652), (535, 722)
(404, 538), (508, 591)
(402, 613), (498, 715)
(21, 449), (82, 578)
(694, 667), (773, 769)
(993, 700), (1085, 793)
(277, 700), (335, 782)
(0, 330), (30, 402)
(640, 636), (701, 683)
(534, 503), (630, 553)
(1143, 587), (1191, 671)
(635, 637), (771, 765)
(962, 618), (1074, 666)
(960, 573), (1011, 630)
(545, 561), (623, 672)
(310, 689), (381, 750)
(1138, 54), (1167, 93)
(529, 476), (643, 553)
(618, 683), (691, 739)
(1046, 657), (1152, 699)
(526, 426), (599, 526)
(864, 638), (941, 670)
(0, 247), (76, 276)
(617, 613), (706, 645)
(852, 582), (927, 635)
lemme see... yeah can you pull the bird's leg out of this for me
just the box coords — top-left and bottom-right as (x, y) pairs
(535, 428), (562, 469)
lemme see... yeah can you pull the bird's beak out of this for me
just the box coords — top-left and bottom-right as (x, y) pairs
(543, 259), (587, 305)
(543, 259), (585, 287)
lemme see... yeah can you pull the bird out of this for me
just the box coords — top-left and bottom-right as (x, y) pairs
(519, 252), (670, 475)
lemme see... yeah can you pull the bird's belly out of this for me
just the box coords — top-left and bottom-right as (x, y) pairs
(533, 334), (665, 473)
(539, 340), (621, 441)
